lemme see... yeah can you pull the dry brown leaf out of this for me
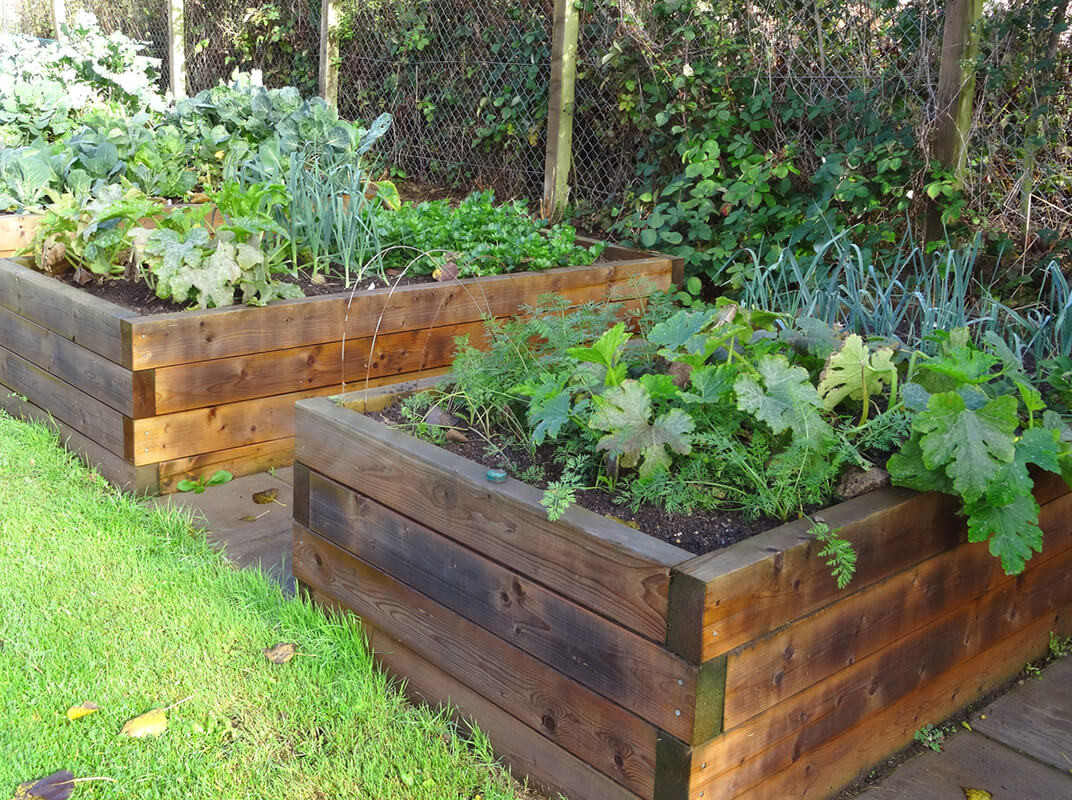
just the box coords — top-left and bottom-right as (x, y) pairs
(444, 428), (469, 443)
(962, 790), (993, 800)
(13, 770), (74, 800)
(252, 488), (278, 505)
(120, 708), (167, 738)
(432, 260), (459, 282)
(263, 642), (298, 664)
(65, 701), (100, 721)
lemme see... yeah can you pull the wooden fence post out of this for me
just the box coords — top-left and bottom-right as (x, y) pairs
(925, 0), (984, 244)
(167, 0), (187, 99)
(543, 0), (580, 221)
(50, 0), (66, 41)
(319, 0), (340, 109)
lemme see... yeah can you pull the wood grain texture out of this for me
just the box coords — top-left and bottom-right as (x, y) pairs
(723, 489), (1072, 727)
(150, 319), (485, 414)
(0, 258), (133, 365)
(0, 213), (42, 257)
(308, 584), (644, 800)
(294, 396), (691, 642)
(293, 524), (660, 798)
(127, 256), (671, 368)
(155, 436), (295, 493)
(305, 469), (698, 739)
(0, 304), (140, 416)
(0, 380), (155, 492)
(670, 488), (964, 662)
(0, 343), (128, 457)
(689, 542), (1072, 798)
(132, 368), (446, 466)
(727, 613), (1067, 800)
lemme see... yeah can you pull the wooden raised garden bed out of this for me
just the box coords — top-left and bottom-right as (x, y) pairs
(0, 213), (40, 258)
(0, 245), (675, 493)
(291, 384), (1072, 800)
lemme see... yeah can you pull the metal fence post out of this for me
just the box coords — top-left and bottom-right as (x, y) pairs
(319, 0), (340, 109)
(168, 0), (187, 98)
(543, 0), (580, 221)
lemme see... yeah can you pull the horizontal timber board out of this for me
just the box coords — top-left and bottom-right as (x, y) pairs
(131, 368), (446, 465)
(0, 213), (41, 257)
(689, 544), (1072, 798)
(669, 488), (965, 662)
(0, 343), (127, 457)
(0, 304), (143, 417)
(0, 381), (155, 492)
(294, 396), (691, 642)
(126, 256), (671, 369)
(0, 259), (133, 365)
(307, 588), (643, 800)
(728, 612), (1066, 800)
(155, 436), (295, 493)
(294, 524), (659, 798)
(305, 469), (698, 738)
(150, 318), (486, 415)
(722, 489), (1072, 727)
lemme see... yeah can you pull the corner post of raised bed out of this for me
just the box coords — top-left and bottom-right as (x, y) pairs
(924, 0), (984, 245)
(50, 0), (66, 41)
(318, 0), (340, 110)
(542, 0), (581, 223)
(167, 0), (187, 99)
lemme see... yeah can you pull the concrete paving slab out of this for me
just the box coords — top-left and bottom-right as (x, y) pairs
(855, 729), (1072, 800)
(972, 656), (1072, 773)
(150, 471), (295, 593)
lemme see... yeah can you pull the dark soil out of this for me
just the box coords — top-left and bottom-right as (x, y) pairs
(369, 402), (777, 556)
(56, 268), (437, 315)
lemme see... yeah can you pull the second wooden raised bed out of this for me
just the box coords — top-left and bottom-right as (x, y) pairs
(0, 244), (675, 492)
(292, 384), (1072, 800)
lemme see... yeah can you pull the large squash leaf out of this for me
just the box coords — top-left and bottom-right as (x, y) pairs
(589, 380), (694, 478)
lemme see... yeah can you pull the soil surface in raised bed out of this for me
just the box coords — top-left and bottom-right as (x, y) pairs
(368, 402), (814, 556)
(55, 269), (434, 315)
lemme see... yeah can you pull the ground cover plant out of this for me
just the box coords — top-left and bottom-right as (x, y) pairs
(386, 290), (1072, 583)
(0, 412), (524, 800)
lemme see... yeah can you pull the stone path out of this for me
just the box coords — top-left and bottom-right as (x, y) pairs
(158, 471), (1072, 800)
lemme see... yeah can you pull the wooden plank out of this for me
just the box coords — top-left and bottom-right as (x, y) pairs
(308, 586), (643, 800)
(0, 380), (156, 493)
(0, 213), (41, 257)
(0, 304), (142, 417)
(294, 397), (691, 642)
(723, 489), (1072, 727)
(668, 488), (964, 662)
(293, 524), (660, 798)
(151, 319), (486, 414)
(729, 613), (1066, 800)
(306, 470), (698, 739)
(155, 436), (295, 493)
(688, 545), (1072, 798)
(0, 259), (133, 365)
(0, 344), (128, 457)
(127, 256), (672, 369)
(132, 368), (447, 466)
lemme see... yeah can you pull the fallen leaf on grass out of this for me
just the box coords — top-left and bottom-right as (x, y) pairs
(263, 642), (298, 664)
(65, 702), (100, 721)
(13, 770), (74, 800)
(120, 708), (167, 738)
(962, 789), (993, 800)
(252, 488), (278, 505)
(119, 696), (192, 739)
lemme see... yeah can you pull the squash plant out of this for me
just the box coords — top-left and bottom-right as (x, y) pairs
(403, 301), (1072, 581)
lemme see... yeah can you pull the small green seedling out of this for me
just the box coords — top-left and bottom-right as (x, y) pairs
(177, 469), (234, 494)
(913, 723), (951, 752)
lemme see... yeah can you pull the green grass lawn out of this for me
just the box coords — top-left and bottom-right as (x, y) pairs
(0, 412), (525, 800)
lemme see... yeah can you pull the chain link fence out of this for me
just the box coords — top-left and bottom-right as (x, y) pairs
(9, 0), (1072, 244)
(335, 0), (554, 198)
